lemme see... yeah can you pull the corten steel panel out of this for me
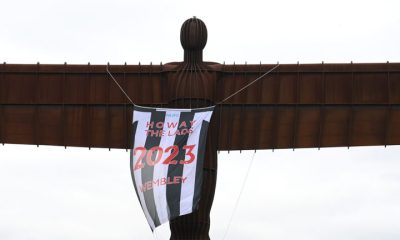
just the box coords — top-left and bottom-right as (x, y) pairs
(274, 108), (295, 149)
(390, 73), (400, 103)
(37, 107), (63, 145)
(352, 108), (386, 146)
(387, 109), (400, 145)
(258, 74), (277, 104)
(240, 106), (262, 150)
(258, 108), (275, 148)
(295, 108), (320, 148)
(324, 73), (353, 104)
(64, 107), (87, 147)
(109, 107), (127, 149)
(37, 74), (63, 103)
(90, 107), (108, 148)
(90, 73), (109, 104)
(1, 63), (400, 151)
(216, 105), (232, 150)
(3, 73), (37, 103)
(320, 108), (349, 147)
(298, 73), (323, 104)
(353, 73), (387, 104)
(277, 73), (298, 104)
(64, 73), (90, 104)
(2, 106), (35, 144)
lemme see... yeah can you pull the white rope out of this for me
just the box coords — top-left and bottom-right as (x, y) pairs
(106, 63), (280, 108)
(106, 64), (136, 106)
(222, 151), (257, 240)
(217, 64), (280, 104)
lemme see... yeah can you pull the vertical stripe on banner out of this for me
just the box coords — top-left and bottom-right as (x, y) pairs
(142, 110), (166, 228)
(191, 120), (209, 212)
(130, 111), (155, 230)
(152, 110), (181, 224)
(166, 111), (195, 219)
(179, 111), (210, 215)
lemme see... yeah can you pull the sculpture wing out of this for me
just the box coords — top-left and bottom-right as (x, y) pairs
(215, 63), (400, 151)
(0, 63), (164, 149)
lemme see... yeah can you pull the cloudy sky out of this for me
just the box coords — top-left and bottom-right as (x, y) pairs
(1, 0), (400, 239)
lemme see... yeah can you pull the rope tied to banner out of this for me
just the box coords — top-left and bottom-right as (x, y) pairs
(106, 63), (280, 108)
(216, 64), (280, 105)
(106, 65), (136, 106)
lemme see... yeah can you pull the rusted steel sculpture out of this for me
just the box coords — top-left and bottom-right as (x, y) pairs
(1, 17), (400, 239)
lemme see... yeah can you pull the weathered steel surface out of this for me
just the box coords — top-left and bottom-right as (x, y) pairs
(1, 63), (399, 150)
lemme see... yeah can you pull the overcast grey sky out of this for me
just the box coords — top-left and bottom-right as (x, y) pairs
(1, 0), (400, 239)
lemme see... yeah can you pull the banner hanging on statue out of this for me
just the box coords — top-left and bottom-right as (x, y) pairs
(130, 105), (214, 230)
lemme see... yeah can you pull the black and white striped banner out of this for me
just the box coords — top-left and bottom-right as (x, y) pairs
(130, 105), (214, 230)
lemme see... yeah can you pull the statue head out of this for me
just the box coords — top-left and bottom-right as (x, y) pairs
(180, 17), (207, 63)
